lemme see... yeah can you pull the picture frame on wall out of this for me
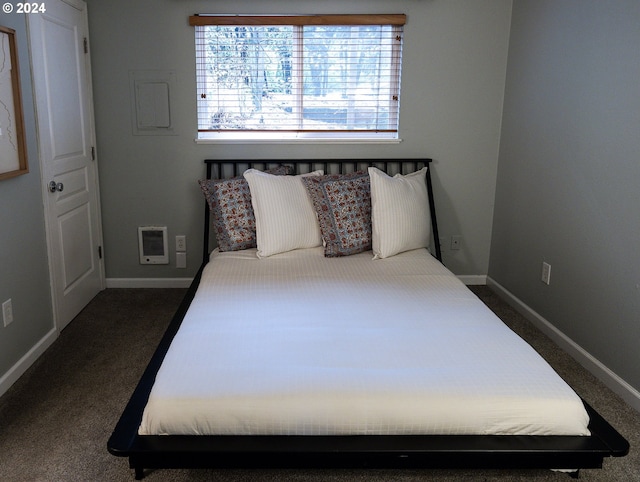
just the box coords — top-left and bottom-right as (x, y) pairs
(0, 25), (28, 181)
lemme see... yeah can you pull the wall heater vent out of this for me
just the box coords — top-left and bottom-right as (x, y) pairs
(138, 226), (169, 264)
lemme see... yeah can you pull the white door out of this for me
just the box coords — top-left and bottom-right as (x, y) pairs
(28, 0), (104, 331)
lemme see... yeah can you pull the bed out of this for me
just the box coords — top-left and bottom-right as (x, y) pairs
(108, 159), (628, 480)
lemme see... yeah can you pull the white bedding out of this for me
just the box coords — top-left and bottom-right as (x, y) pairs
(139, 248), (590, 436)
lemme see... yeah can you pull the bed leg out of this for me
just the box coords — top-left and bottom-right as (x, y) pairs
(569, 470), (580, 479)
(134, 466), (144, 480)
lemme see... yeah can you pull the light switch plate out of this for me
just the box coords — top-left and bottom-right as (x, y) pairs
(176, 252), (187, 269)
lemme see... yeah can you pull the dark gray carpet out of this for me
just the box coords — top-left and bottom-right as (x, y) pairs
(0, 287), (637, 481)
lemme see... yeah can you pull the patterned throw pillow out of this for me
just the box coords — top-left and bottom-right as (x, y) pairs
(301, 171), (372, 257)
(199, 165), (291, 252)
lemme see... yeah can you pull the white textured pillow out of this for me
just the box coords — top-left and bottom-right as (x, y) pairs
(244, 169), (324, 258)
(368, 167), (431, 259)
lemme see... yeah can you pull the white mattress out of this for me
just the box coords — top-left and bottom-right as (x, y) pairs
(139, 248), (590, 436)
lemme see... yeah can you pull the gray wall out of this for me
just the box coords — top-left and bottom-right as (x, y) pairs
(0, 16), (54, 381)
(490, 1), (640, 394)
(85, 0), (512, 280)
(2, 0), (638, 411)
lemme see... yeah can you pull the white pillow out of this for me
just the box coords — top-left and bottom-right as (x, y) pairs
(244, 169), (324, 258)
(368, 167), (431, 259)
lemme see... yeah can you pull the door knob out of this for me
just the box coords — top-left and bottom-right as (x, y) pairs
(48, 181), (64, 193)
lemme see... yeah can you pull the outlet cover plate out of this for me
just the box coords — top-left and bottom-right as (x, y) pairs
(3, 299), (13, 327)
(541, 262), (551, 285)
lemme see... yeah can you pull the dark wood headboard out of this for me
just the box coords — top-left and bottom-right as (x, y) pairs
(202, 159), (441, 263)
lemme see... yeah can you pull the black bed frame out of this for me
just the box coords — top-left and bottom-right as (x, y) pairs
(108, 159), (628, 480)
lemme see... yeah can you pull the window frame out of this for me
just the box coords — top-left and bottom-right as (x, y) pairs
(191, 14), (406, 144)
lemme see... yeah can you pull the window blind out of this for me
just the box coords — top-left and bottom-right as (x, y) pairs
(192, 15), (405, 137)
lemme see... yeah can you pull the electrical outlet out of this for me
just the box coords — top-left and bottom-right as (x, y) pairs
(3, 299), (14, 327)
(450, 235), (462, 250)
(541, 262), (551, 285)
(176, 235), (186, 252)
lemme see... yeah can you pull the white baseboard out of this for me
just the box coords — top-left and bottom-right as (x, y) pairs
(487, 277), (640, 412)
(0, 327), (58, 399)
(106, 278), (194, 289)
(458, 275), (487, 285)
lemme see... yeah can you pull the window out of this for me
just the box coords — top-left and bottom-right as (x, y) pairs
(191, 15), (405, 142)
